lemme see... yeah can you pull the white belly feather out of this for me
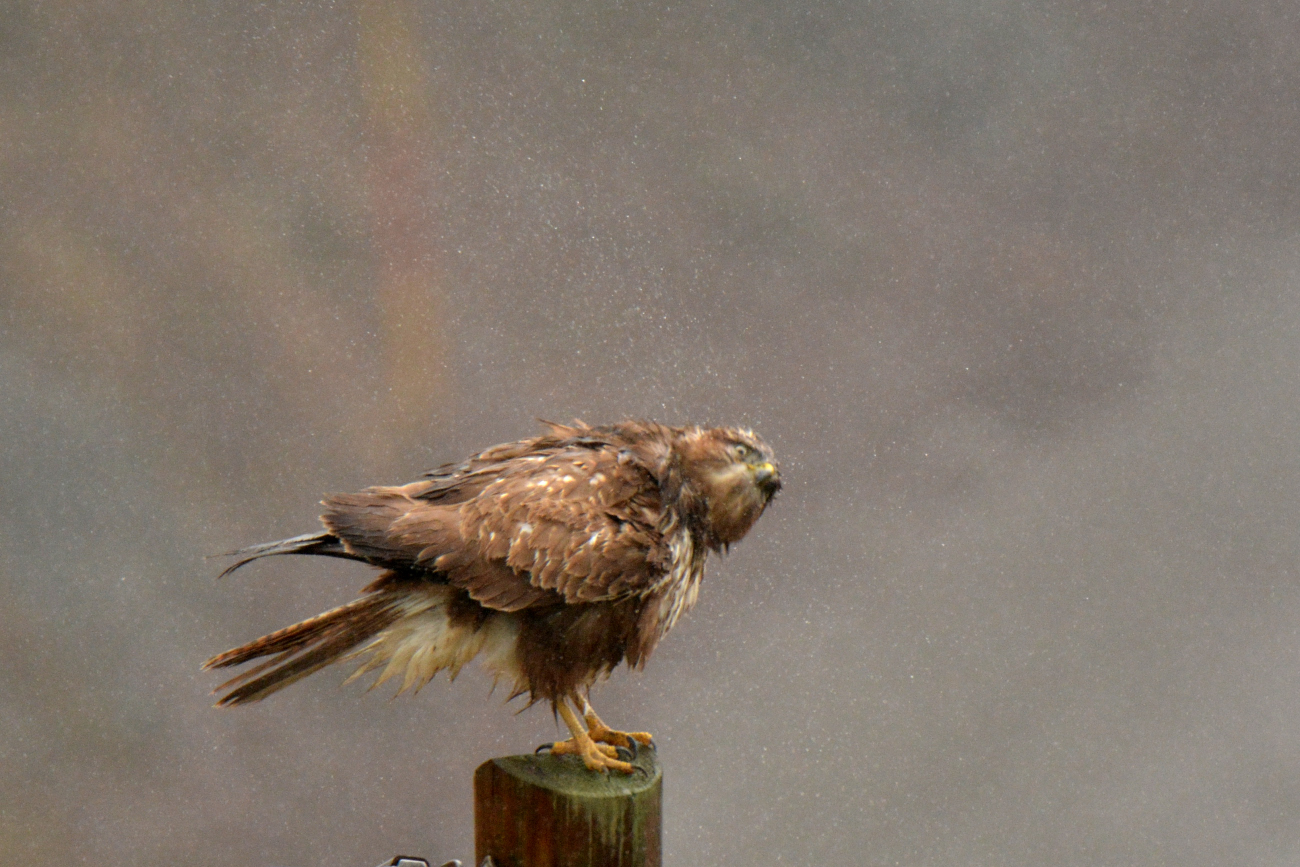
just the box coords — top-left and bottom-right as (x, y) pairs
(345, 585), (524, 696)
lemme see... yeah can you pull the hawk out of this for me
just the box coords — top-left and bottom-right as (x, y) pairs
(204, 420), (780, 773)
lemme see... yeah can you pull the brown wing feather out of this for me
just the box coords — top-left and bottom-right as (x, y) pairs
(454, 447), (670, 604)
(317, 432), (671, 612)
(319, 487), (436, 566)
(321, 482), (557, 612)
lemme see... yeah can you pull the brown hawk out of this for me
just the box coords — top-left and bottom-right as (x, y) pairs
(204, 420), (780, 773)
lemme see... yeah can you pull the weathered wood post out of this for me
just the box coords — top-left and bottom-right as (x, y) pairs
(474, 749), (661, 867)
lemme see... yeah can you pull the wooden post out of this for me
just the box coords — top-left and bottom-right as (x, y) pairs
(474, 749), (661, 867)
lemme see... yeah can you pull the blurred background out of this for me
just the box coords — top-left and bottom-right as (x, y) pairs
(4, 0), (1300, 864)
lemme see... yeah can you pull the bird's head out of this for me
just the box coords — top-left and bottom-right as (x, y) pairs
(675, 426), (781, 547)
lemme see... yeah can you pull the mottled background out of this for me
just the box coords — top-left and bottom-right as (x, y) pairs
(5, 1), (1300, 864)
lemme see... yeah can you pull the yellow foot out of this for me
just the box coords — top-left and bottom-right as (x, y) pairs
(582, 707), (654, 753)
(542, 734), (636, 774)
(586, 724), (655, 753)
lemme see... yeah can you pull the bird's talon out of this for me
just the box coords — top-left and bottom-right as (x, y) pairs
(615, 745), (634, 762)
(535, 742), (554, 754)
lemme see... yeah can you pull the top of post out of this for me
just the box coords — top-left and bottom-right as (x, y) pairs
(480, 749), (661, 798)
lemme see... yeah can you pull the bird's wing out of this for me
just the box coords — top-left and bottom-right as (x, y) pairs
(444, 445), (671, 605)
(321, 484), (557, 611)
(320, 441), (670, 611)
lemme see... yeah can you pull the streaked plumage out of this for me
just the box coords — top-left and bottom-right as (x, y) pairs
(204, 419), (780, 772)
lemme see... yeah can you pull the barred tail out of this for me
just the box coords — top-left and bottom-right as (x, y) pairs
(203, 591), (406, 706)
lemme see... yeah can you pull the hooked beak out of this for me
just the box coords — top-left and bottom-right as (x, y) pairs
(752, 461), (782, 497)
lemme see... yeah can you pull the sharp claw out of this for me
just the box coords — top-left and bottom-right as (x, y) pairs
(646, 738), (657, 752)
(535, 742), (555, 754)
(624, 737), (638, 758)
(615, 745), (634, 762)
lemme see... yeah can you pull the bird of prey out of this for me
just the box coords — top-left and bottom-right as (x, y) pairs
(204, 419), (780, 773)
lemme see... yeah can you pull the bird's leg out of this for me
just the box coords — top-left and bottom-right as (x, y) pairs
(579, 695), (655, 752)
(541, 697), (636, 774)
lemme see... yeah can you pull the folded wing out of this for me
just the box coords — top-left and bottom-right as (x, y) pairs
(320, 441), (671, 612)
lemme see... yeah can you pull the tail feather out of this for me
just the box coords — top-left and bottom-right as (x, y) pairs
(216, 532), (356, 578)
(203, 592), (406, 706)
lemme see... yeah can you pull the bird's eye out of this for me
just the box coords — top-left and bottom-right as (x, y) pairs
(731, 443), (753, 460)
